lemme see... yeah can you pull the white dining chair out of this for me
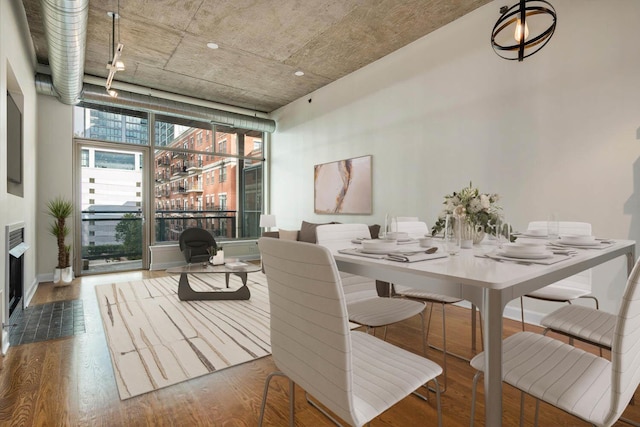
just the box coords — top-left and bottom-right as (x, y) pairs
(520, 221), (599, 330)
(314, 224), (428, 347)
(395, 216), (419, 222)
(540, 304), (614, 349)
(469, 255), (640, 427)
(258, 237), (443, 427)
(394, 220), (430, 238)
(391, 219), (482, 392)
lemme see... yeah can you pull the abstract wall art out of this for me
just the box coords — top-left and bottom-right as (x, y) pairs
(314, 155), (372, 214)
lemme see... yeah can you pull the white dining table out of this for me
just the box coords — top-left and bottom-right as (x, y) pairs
(326, 239), (636, 426)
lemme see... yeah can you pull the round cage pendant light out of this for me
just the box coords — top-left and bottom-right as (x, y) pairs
(491, 0), (557, 61)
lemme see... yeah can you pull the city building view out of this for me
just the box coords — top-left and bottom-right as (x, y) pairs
(74, 106), (264, 273)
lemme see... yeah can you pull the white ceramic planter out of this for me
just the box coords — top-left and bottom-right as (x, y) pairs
(53, 268), (62, 284)
(62, 266), (74, 283)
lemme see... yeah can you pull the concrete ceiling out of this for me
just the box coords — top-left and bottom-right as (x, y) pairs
(22, 0), (491, 113)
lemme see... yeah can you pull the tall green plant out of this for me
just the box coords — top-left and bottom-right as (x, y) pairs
(47, 196), (73, 268)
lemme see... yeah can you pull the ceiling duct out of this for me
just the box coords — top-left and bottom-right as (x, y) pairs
(80, 83), (276, 133)
(35, 75), (276, 133)
(40, 0), (89, 105)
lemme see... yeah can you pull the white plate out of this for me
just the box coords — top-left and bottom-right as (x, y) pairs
(504, 242), (547, 250)
(360, 248), (393, 254)
(559, 235), (597, 245)
(498, 250), (554, 259)
(520, 232), (548, 238)
(386, 232), (409, 240)
(502, 243), (547, 256)
(361, 241), (397, 252)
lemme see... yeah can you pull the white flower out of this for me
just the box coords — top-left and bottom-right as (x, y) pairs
(480, 194), (491, 209)
(469, 198), (482, 213)
(453, 205), (466, 216)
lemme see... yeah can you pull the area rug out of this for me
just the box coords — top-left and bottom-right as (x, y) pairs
(95, 273), (271, 400)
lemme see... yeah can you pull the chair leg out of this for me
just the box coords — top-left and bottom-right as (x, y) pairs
(289, 378), (295, 427)
(470, 370), (482, 427)
(520, 297), (526, 331)
(434, 378), (443, 427)
(424, 302), (448, 393)
(306, 392), (346, 427)
(619, 417), (640, 426)
(520, 391), (525, 427)
(259, 371), (289, 427)
(427, 303), (476, 363)
(534, 398), (540, 427)
(415, 379), (442, 427)
(471, 304), (484, 354)
(440, 302), (448, 393)
(425, 301), (434, 346)
(420, 309), (427, 356)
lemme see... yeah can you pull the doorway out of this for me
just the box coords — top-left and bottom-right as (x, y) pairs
(75, 142), (148, 274)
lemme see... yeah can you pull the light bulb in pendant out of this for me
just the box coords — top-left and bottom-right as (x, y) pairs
(514, 18), (529, 42)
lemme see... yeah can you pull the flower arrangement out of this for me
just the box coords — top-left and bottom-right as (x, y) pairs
(431, 182), (502, 237)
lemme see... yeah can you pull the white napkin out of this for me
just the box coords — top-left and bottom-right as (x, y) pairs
(338, 248), (386, 259)
(385, 252), (447, 262)
(548, 247), (578, 255)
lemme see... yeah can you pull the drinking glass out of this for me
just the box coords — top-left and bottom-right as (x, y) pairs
(390, 216), (398, 234)
(444, 214), (460, 255)
(547, 213), (559, 240)
(495, 216), (510, 249)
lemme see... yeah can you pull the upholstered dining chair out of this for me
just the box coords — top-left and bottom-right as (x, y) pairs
(314, 224), (428, 344)
(178, 227), (216, 264)
(519, 221), (599, 330)
(257, 237), (443, 427)
(469, 255), (640, 427)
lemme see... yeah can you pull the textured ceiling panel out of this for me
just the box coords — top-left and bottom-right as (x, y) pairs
(22, 0), (491, 113)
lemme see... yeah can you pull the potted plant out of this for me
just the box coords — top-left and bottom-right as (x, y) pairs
(47, 196), (73, 284)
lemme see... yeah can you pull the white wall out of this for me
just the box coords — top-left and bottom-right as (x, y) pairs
(0, 0), (38, 351)
(269, 0), (640, 320)
(36, 95), (73, 280)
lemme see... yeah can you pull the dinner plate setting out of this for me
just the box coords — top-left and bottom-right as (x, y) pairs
(519, 229), (548, 238)
(555, 234), (599, 246)
(499, 242), (553, 259)
(361, 239), (398, 254)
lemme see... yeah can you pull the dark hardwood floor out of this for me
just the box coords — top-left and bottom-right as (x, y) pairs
(0, 270), (638, 426)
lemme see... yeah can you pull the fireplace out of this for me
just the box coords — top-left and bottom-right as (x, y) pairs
(6, 223), (27, 323)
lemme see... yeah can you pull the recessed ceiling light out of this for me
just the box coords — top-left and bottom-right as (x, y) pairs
(294, 70), (304, 76)
(207, 42), (219, 50)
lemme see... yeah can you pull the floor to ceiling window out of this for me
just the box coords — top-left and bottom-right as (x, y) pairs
(76, 143), (146, 274)
(73, 104), (266, 274)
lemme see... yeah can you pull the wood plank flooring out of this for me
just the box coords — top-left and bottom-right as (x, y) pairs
(0, 270), (638, 426)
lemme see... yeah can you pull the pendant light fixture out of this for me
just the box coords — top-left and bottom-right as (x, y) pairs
(491, 0), (557, 61)
(105, 1), (125, 97)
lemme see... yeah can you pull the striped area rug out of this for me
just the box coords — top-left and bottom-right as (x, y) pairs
(95, 272), (271, 400)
